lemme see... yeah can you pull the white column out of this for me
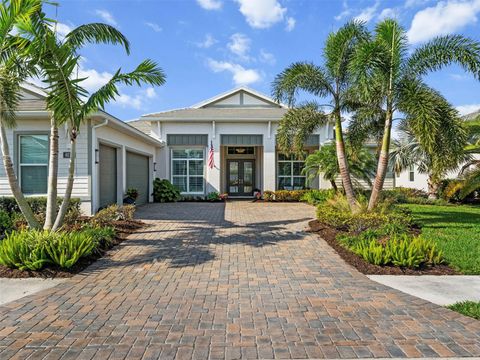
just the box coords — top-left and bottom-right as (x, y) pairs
(263, 135), (276, 191)
(207, 135), (221, 193)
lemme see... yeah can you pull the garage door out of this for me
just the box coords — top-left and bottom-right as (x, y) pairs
(126, 151), (149, 205)
(99, 144), (117, 209)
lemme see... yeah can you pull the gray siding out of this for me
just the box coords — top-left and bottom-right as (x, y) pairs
(221, 135), (263, 146)
(167, 134), (208, 146)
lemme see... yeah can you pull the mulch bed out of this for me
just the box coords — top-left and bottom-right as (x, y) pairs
(0, 219), (145, 279)
(307, 219), (458, 275)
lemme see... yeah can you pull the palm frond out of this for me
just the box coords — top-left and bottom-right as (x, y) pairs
(407, 35), (480, 80)
(64, 23), (130, 53)
(271, 62), (333, 106)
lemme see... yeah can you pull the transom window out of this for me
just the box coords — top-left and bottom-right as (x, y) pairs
(277, 153), (306, 190)
(171, 149), (204, 193)
(227, 146), (255, 155)
(18, 134), (49, 194)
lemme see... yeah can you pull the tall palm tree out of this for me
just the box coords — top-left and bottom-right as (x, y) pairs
(390, 122), (468, 199)
(350, 19), (480, 210)
(302, 142), (376, 191)
(272, 21), (368, 210)
(39, 38), (166, 230)
(0, 0), (43, 229)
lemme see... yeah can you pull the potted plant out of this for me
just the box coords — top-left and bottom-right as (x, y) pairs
(124, 188), (139, 204)
(253, 188), (262, 201)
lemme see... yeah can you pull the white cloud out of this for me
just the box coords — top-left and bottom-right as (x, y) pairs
(235, 0), (287, 28)
(407, 0), (480, 44)
(285, 17), (296, 31)
(335, 0), (351, 21)
(196, 34), (217, 48)
(259, 49), (276, 65)
(207, 59), (261, 85)
(378, 7), (399, 20)
(115, 93), (143, 110)
(228, 33), (251, 59)
(54, 22), (73, 38)
(196, 0), (222, 10)
(450, 73), (468, 80)
(145, 87), (156, 99)
(145, 22), (162, 32)
(77, 68), (113, 93)
(354, 1), (380, 23)
(95, 9), (118, 26)
(456, 103), (480, 115)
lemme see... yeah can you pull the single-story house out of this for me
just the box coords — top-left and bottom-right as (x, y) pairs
(0, 83), (163, 215)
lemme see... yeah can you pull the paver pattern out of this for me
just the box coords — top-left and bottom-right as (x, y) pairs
(1, 201), (480, 359)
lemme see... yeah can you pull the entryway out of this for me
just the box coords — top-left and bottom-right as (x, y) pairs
(227, 159), (255, 196)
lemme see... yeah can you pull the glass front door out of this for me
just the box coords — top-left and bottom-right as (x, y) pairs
(227, 160), (255, 196)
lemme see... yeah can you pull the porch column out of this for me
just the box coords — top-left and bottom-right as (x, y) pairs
(207, 135), (221, 193)
(263, 135), (276, 191)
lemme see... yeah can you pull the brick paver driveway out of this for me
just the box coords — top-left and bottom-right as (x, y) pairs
(1, 201), (480, 359)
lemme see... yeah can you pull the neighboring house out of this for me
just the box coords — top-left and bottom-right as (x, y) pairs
(0, 83), (163, 215)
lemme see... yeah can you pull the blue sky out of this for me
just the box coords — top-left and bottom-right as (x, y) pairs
(44, 0), (480, 120)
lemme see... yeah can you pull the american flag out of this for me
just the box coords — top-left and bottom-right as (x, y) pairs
(208, 141), (215, 169)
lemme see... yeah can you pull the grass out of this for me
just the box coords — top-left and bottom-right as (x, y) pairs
(447, 301), (480, 320)
(401, 204), (480, 274)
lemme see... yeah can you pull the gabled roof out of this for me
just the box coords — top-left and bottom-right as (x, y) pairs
(192, 86), (288, 109)
(463, 109), (480, 121)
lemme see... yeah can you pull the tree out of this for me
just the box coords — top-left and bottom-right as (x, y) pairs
(390, 123), (468, 199)
(39, 37), (166, 230)
(349, 19), (480, 210)
(0, 0), (43, 229)
(272, 21), (368, 210)
(302, 142), (376, 192)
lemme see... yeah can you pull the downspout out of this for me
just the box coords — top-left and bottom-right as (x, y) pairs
(91, 119), (109, 214)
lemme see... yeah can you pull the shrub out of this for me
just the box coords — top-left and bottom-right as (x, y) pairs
(153, 178), (181, 203)
(92, 204), (135, 227)
(0, 210), (13, 235)
(45, 232), (97, 269)
(207, 192), (220, 201)
(81, 226), (116, 250)
(0, 230), (50, 270)
(300, 189), (336, 205)
(125, 188), (139, 200)
(0, 197), (81, 215)
(263, 190), (275, 201)
(381, 188), (427, 204)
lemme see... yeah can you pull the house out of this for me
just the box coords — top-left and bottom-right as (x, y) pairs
(130, 86), (354, 196)
(0, 83), (163, 215)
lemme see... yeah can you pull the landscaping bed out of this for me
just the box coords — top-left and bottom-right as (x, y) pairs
(308, 219), (457, 275)
(0, 204), (144, 279)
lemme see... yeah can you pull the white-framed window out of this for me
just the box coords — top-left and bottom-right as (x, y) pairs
(277, 153), (306, 190)
(171, 148), (205, 194)
(18, 134), (49, 194)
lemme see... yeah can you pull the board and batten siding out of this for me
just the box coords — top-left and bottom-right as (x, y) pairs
(0, 119), (91, 208)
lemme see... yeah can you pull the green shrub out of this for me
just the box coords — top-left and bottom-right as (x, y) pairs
(153, 178), (181, 203)
(0, 197), (81, 215)
(207, 192), (220, 201)
(0, 230), (50, 270)
(81, 226), (116, 250)
(0, 209), (13, 235)
(381, 188), (427, 203)
(125, 188), (139, 200)
(45, 232), (97, 269)
(92, 204), (135, 227)
(300, 189), (336, 205)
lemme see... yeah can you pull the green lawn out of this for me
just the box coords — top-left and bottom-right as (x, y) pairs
(401, 204), (480, 274)
(447, 301), (480, 320)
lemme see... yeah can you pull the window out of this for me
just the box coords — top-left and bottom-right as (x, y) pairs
(171, 149), (204, 193)
(277, 153), (306, 190)
(18, 134), (49, 194)
(409, 165), (415, 182)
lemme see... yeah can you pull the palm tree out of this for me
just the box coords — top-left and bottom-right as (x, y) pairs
(303, 143), (376, 191)
(40, 38), (165, 230)
(350, 19), (480, 210)
(0, 0), (43, 229)
(272, 21), (368, 210)
(390, 123), (468, 199)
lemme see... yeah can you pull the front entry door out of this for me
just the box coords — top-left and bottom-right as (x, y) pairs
(227, 160), (255, 196)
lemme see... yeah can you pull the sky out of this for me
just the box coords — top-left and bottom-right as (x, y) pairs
(42, 0), (480, 121)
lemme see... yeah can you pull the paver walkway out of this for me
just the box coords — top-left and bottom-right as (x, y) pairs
(1, 202), (480, 359)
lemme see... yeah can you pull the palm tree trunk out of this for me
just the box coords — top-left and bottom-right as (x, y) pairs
(329, 179), (338, 192)
(334, 111), (357, 209)
(52, 133), (76, 231)
(0, 121), (40, 229)
(427, 175), (439, 199)
(44, 117), (58, 230)
(368, 110), (393, 210)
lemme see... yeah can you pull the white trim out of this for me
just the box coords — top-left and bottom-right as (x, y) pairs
(170, 147), (206, 195)
(21, 82), (48, 98)
(191, 86), (288, 109)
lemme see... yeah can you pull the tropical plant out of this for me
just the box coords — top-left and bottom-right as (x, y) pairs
(349, 19), (480, 210)
(0, 0), (44, 229)
(302, 143), (376, 191)
(44, 231), (96, 269)
(390, 124), (469, 199)
(0, 230), (51, 270)
(272, 21), (369, 210)
(30, 17), (166, 230)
